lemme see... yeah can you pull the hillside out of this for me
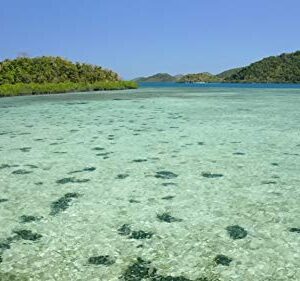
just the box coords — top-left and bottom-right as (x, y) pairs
(133, 73), (177, 82)
(178, 72), (221, 83)
(225, 51), (300, 83)
(0, 56), (137, 97)
(216, 67), (243, 79)
(0, 56), (120, 85)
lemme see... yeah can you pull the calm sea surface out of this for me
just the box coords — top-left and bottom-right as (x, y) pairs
(0, 84), (299, 280)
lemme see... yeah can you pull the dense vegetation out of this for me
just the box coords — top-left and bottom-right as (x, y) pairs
(133, 51), (300, 84)
(133, 73), (178, 82)
(0, 56), (137, 96)
(0, 81), (137, 97)
(178, 72), (221, 83)
(179, 51), (300, 83)
(216, 67), (243, 79)
(0, 56), (121, 84)
(225, 51), (300, 83)
(134, 72), (221, 83)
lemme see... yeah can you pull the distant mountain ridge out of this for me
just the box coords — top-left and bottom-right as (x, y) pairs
(225, 51), (300, 83)
(133, 51), (300, 83)
(216, 67), (243, 79)
(178, 72), (220, 83)
(133, 73), (177, 82)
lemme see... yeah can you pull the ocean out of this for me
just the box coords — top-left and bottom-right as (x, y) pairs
(0, 84), (299, 280)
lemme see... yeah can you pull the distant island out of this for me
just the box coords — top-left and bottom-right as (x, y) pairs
(0, 56), (137, 97)
(1, 51), (299, 98)
(178, 72), (220, 83)
(133, 51), (300, 84)
(224, 51), (300, 83)
(132, 73), (182, 82)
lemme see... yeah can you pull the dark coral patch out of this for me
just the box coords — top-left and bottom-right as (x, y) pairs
(202, 172), (223, 178)
(56, 177), (90, 184)
(56, 177), (73, 184)
(68, 167), (96, 174)
(35, 182), (43, 186)
(50, 192), (81, 216)
(12, 169), (32, 175)
(0, 272), (29, 280)
(129, 230), (154, 240)
(96, 152), (111, 157)
(214, 254), (233, 266)
(0, 164), (18, 170)
(0, 199), (8, 203)
(117, 224), (153, 240)
(162, 182), (177, 187)
(19, 215), (42, 223)
(155, 171), (178, 179)
(13, 230), (42, 241)
(226, 225), (248, 240)
(92, 147), (105, 151)
(120, 257), (156, 281)
(161, 195), (175, 200)
(25, 164), (38, 169)
(289, 228), (300, 233)
(120, 258), (194, 281)
(0, 164), (10, 170)
(116, 174), (129, 179)
(261, 180), (277, 185)
(129, 199), (140, 203)
(19, 147), (31, 152)
(88, 255), (115, 266)
(132, 159), (148, 163)
(157, 213), (182, 223)
(118, 224), (132, 236)
(0, 242), (10, 251)
(82, 167), (96, 172)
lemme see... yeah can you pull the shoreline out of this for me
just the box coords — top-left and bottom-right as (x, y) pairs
(0, 81), (138, 98)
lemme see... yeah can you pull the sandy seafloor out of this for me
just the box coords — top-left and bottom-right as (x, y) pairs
(0, 86), (299, 281)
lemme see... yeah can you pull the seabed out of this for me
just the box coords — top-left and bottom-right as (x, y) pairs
(0, 86), (299, 280)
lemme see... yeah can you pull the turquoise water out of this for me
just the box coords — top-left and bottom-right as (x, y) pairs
(139, 82), (300, 89)
(0, 86), (299, 280)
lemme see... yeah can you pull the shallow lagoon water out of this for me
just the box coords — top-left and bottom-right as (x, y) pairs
(0, 85), (299, 280)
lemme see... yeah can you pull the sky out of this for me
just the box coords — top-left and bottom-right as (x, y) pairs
(0, 0), (299, 79)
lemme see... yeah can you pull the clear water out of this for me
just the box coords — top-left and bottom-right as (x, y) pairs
(0, 85), (299, 281)
(139, 82), (300, 89)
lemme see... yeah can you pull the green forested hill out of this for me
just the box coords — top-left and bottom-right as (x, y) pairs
(0, 56), (120, 85)
(216, 67), (243, 79)
(225, 51), (300, 83)
(132, 51), (300, 84)
(0, 56), (137, 97)
(133, 73), (177, 82)
(178, 72), (221, 83)
(176, 51), (300, 83)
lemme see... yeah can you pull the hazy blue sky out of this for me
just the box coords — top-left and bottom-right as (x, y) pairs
(1, 0), (299, 79)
